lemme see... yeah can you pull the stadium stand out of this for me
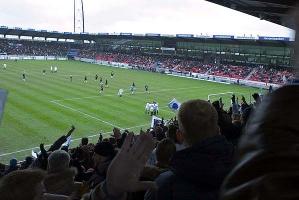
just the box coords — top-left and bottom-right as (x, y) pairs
(94, 52), (295, 84)
(0, 37), (295, 84)
(0, 2), (298, 199)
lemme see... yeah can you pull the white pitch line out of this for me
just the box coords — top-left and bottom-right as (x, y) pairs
(51, 101), (122, 129)
(50, 86), (209, 102)
(159, 107), (175, 114)
(0, 123), (150, 157)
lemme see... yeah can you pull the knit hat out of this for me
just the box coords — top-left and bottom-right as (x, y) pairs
(94, 141), (116, 158)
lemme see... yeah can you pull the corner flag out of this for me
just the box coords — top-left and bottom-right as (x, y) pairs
(168, 98), (181, 111)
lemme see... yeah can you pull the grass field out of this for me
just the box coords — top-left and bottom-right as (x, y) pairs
(0, 60), (261, 163)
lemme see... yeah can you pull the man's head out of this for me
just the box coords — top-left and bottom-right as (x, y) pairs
(0, 169), (46, 200)
(93, 141), (116, 168)
(232, 113), (241, 123)
(156, 138), (176, 168)
(166, 124), (179, 143)
(252, 93), (261, 103)
(178, 99), (219, 146)
(81, 137), (88, 146)
(9, 158), (17, 168)
(47, 150), (70, 173)
(212, 100), (221, 112)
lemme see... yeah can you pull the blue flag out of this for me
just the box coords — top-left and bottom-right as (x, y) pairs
(168, 98), (181, 111)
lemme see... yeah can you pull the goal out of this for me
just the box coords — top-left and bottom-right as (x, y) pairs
(207, 92), (243, 110)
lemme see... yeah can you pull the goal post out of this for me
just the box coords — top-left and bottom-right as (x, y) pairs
(208, 92), (235, 101)
(207, 92), (247, 110)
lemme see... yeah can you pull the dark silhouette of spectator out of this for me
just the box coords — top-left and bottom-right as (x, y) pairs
(20, 156), (33, 170)
(145, 99), (234, 200)
(44, 150), (76, 196)
(0, 169), (46, 200)
(220, 85), (299, 200)
(81, 137), (89, 146)
(4, 158), (18, 175)
(87, 141), (116, 189)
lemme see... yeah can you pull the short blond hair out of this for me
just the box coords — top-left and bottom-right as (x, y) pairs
(178, 99), (219, 145)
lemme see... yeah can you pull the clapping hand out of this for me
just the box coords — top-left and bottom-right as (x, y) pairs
(106, 131), (156, 196)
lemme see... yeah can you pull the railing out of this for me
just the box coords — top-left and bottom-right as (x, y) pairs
(0, 55), (67, 60)
(77, 57), (282, 89)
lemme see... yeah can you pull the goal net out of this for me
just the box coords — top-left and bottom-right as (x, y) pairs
(207, 92), (244, 110)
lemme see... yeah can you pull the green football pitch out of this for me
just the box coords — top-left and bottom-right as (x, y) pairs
(0, 60), (260, 162)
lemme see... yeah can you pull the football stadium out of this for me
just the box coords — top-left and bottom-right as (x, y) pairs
(0, 0), (298, 200)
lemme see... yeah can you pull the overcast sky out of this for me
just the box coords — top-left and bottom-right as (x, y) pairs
(0, 0), (294, 37)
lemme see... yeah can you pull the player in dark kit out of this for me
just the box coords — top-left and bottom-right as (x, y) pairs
(132, 82), (135, 87)
(70, 75), (73, 82)
(100, 77), (103, 82)
(111, 71), (114, 78)
(84, 76), (87, 83)
(95, 74), (98, 81)
(145, 85), (149, 93)
(269, 85), (273, 93)
(105, 79), (108, 87)
(22, 73), (26, 81)
(42, 70), (46, 76)
(100, 84), (104, 94)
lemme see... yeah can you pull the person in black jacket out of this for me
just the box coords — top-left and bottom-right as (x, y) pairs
(145, 99), (234, 200)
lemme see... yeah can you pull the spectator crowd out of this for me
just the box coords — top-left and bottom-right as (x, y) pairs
(95, 52), (295, 84)
(1, 86), (295, 200)
(0, 38), (295, 84)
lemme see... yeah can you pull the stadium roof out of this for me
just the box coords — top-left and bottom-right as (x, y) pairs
(0, 26), (293, 48)
(205, 0), (297, 29)
(0, 26), (99, 41)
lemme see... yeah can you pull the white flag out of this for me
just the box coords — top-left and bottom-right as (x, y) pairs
(0, 89), (8, 125)
(32, 150), (38, 158)
(151, 115), (162, 128)
(168, 98), (181, 111)
(62, 136), (72, 147)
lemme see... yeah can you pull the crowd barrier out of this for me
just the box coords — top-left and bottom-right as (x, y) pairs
(69, 57), (282, 89)
(75, 57), (130, 69)
(167, 70), (280, 89)
(0, 55), (67, 61)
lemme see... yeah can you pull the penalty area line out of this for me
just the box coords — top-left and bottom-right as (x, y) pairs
(51, 101), (122, 129)
(50, 86), (210, 102)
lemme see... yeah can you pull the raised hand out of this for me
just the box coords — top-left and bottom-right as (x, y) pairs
(112, 127), (121, 140)
(66, 125), (75, 137)
(231, 94), (236, 104)
(106, 132), (156, 196)
(241, 95), (246, 103)
(40, 143), (45, 151)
